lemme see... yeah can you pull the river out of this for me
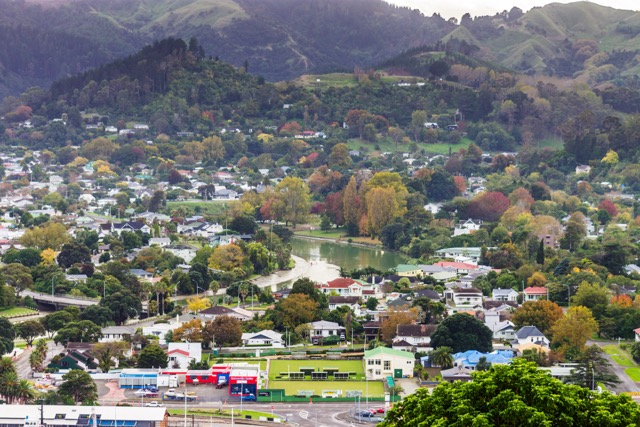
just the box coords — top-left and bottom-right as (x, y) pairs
(290, 237), (408, 273)
(251, 237), (408, 291)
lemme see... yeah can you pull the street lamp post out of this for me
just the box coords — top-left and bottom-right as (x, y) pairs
(184, 383), (188, 427)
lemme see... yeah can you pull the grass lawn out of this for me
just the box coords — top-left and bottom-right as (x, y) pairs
(269, 360), (364, 380)
(602, 345), (634, 367)
(166, 200), (228, 215)
(168, 408), (280, 420)
(268, 380), (385, 398)
(0, 307), (37, 317)
(536, 138), (564, 150)
(625, 368), (640, 382)
(345, 137), (466, 156)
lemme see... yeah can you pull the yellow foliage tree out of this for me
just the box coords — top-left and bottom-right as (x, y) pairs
(208, 244), (244, 271)
(40, 248), (56, 265)
(527, 272), (547, 287)
(20, 222), (71, 250)
(187, 296), (211, 314)
(550, 306), (599, 357)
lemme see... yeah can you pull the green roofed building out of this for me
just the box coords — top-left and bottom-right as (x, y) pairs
(395, 264), (423, 277)
(364, 347), (414, 380)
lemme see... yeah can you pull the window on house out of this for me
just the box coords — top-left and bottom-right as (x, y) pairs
(375, 370), (381, 375)
(384, 361), (391, 370)
(375, 359), (381, 365)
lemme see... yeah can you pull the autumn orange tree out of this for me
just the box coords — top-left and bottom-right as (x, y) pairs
(275, 293), (318, 330)
(512, 300), (564, 336)
(380, 306), (419, 344)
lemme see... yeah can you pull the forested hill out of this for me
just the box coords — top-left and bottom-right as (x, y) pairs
(0, 0), (453, 97)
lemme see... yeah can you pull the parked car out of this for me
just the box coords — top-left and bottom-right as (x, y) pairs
(240, 394), (256, 402)
(145, 401), (164, 407)
(359, 411), (374, 418)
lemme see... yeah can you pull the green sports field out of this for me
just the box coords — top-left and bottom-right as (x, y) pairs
(267, 359), (384, 398)
(268, 360), (364, 380)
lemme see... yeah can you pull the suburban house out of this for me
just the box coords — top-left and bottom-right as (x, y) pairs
(308, 320), (345, 341)
(435, 247), (483, 263)
(328, 296), (361, 315)
(167, 342), (202, 369)
(396, 264), (423, 277)
(51, 343), (97, 371)
(392, 324), (437, 352)
(165, 244), (198, 263)
(142, 322), (174, 344)
(513, 326), (550, 348)
(364, 347), (414, 380)
(111, 221), (151, 235)
(364, 321), (381, 342)
(452, 350), (513, 370)
(100, 325), (136, 343)
(453, 219), (483, 236)
(241, 330), (284, 347)
(199, 305), (252, 322)
(451, 287), (483, 307)
(634, 327), (640, 342)
(434, 261), (479, 275)
(492, 288), (519, 302)
(148, 238), (171, 247)
(484, 311), (517, 340)
(523, 286), (547, 301)
(317, 278), (363, 297)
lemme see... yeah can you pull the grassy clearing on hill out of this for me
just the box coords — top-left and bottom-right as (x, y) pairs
(166, 200), (228, 216)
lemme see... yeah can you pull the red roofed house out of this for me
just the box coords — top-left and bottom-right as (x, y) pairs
(317, 278), (363, 297)
(167, 342), (202, 369)
(433, 261), (479, 275)
(634, 328), (640, 342)
(523, 286), (547, 302)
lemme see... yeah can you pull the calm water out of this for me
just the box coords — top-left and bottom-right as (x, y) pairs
(290, 237), (408, 271)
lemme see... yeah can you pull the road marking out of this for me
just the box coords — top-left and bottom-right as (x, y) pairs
(299, 410), (309, 419)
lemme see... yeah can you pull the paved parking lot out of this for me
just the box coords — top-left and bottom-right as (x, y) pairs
(97, 380), (245, 406)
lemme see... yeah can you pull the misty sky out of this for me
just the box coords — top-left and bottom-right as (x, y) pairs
(388, 0), (639, 20)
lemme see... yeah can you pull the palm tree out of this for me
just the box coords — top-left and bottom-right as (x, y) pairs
(0, 357), (16, 377)
(429, 346), (454, 369)
(14, 380), (35, 404)
(0, 371), (20, 403)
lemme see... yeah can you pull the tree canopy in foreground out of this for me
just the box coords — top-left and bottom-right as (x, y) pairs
(380, 360), (640, 427)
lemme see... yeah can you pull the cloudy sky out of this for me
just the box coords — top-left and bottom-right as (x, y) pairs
(387, 0), (639, 20)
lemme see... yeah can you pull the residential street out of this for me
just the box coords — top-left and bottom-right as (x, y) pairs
(15, 340), (64, 380)
(591, 341), (640, 393)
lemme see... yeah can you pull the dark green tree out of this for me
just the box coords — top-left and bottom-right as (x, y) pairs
(16, 320), (45, 346)
(57, 242), (91, 268)
(536, 239), (545, 265)
(430, 313), (493, 353)
(0, 318), (15, 355)
(137, 343), (168, 368)
(566, 345), (620, 390)
(53, 320), (102, 346)
(79, 305), (113, 327)
(380, 360), (640, 427)
(100, 290), (141, 325)
(58, 370), (98, 404)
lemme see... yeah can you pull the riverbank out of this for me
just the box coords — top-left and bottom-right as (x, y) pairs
(293, 233), (383, 249)
(250, 255), (340, 290)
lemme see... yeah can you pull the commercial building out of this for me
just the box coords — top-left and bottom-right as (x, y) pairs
(0, 405), (167, 427)
(364, 347), (414, 380)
